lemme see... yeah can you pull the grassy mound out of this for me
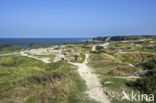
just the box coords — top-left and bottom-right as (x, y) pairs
(0, 44), (21, 54)
(116, 52), (156, 63)
(0, 55), (96, 103)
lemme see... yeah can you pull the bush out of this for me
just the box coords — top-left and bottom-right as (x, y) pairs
(128, 59), (156, 101)
(96, 45), (103, 50)
(132, 74), (156, 101)
(0, 44), (21, 54)
(28, 43), (36, 48)
(142, 59), (156, 70)
(90, 50), (101, 54)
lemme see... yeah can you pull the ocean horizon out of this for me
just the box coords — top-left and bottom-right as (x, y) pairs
(0, 38), (91, 47)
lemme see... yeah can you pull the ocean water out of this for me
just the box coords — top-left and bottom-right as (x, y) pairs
(0, 38), (91, 47)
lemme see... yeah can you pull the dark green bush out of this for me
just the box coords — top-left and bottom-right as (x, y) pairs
(0, 44), (21, 54)
(142, 59), (156, 70)
(128, 59), (156, 101)
(96, 45), (103, 50)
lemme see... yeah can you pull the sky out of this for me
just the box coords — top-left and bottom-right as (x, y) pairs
(0, 0), (156, 38)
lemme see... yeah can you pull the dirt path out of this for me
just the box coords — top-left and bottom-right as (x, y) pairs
(103, 76), (140, 80)
(99, 43), (110, 47)
(20, 51), (50, 63)
(113, 76), (140, 79)
(72, 54), (110, 103)
(92, 45), (96, 51)
(0, 52), (21, 56)
(91, 43), (110, 51)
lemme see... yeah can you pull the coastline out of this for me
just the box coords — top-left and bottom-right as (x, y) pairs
(0, 38), (91, 47)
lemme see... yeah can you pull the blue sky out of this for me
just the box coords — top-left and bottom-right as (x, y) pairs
(0, 0), (156, 38)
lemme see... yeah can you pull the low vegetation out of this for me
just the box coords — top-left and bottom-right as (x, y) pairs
(0, 37), (156, 103)
(96, 45), (103, 50)
(88, 39), (156, 102)
(0, 55), (96, 103)
(128, 59), (156, 101)
(0, 44), (21, 54)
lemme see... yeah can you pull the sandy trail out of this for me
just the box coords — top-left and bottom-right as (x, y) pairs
(92, 43), (110, 51)
(72, 54), (110, 103)
(20, 51), (50, 63)
(99, 43), (110, 47)
(0, 52), (22, 56)
(92, 45), (96, 51)
(113, 76), (140, 79)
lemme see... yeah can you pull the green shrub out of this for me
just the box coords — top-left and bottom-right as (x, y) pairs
(96, 45), (103, 50)
(131, 74), (156, 101)
(128, 59), (156, 101)
(0, 44), (21, 54)
(141, 59), (156, 70)
(90, 50), (101, 54)
(28, 43), (36, 48)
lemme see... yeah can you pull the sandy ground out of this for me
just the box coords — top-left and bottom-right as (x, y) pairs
(20, 47), (65, 63)
(92, 43), (110, 51)
(92, 45), (96, 51)
(29, 48), (58, 55)
(20, 51), (50, 63)
(0, 52), (22, 56)
(103, 76), (140, 80)
(72, 54), (110, 103)
(27, 47), (68, 62)
(99, 43), (110, 47)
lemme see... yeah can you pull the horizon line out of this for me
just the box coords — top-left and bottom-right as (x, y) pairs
(0, 34), (156, 39)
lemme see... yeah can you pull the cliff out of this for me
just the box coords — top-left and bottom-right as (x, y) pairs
(93, 35), (156, 42)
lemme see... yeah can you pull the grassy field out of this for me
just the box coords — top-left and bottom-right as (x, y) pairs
(88, 39), (156, 103)
(0, 55), (96, 103)
(0, 45), (22, 54)
(0, 39), (155, 103)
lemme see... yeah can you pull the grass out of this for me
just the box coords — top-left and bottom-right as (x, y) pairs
(34, 54), (56, 62)
(0, 55), (96, 103)
(0, 44), (22, 54)
(87, 40), (156, 102)
(101, 77), (130, 89)
(111, 98), (140, 103)
(89, 54), (115, 61)
(88, 53), (140, 76)
(100, 76), (141, 103)
(89, 61), (119, 69)
(107, 40), (156, 53)
(78, 53), (86, 63)
(115, 52), (156, 63)
(0, 39), (155, 103)
(65, 52), (85, 63)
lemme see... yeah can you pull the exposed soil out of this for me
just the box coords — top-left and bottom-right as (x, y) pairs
(72, 54), (110, 103)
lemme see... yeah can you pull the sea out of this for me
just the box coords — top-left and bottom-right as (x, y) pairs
(0, 38), (91, 47)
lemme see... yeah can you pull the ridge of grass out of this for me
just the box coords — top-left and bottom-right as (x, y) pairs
(0, 55), (96, 103)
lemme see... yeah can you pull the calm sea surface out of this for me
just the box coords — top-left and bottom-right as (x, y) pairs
(0, 38), (91, 47)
